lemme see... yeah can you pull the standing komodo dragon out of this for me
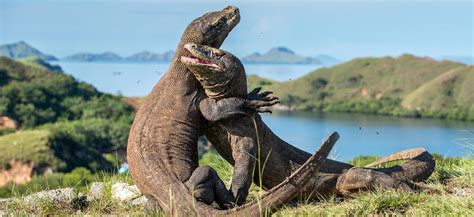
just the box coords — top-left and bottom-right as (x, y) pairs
(127, 6), (341, 216)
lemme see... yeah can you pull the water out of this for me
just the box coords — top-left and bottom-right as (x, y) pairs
(262, 111), (473, 161)
(56, 61), (319, 96)
(55, 61), (473, 161)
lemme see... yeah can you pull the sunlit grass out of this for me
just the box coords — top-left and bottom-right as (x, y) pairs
(2, 147), (473, 215)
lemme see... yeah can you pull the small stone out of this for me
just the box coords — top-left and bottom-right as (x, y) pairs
(451, 187), (473, 197)
(24, 188), (76, 205)
(87, 182), (105, 200)
(131, 195), (149, 206)
(111, 182), (142, 202)
(0, 198), (12, 206)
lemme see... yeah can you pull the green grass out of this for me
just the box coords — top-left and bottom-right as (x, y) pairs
(1, 150), (473, 215)
(0, 130), (57, 169)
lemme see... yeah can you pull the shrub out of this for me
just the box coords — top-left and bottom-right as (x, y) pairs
(46, 118), (131, 172)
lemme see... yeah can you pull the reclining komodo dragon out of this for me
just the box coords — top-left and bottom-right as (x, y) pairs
(127, 6), (342, 216)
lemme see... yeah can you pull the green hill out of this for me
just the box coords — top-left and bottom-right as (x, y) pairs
(254, 54), (473, 121)
(0, 56), (134, 127)
(18, 57), (63, 72)
(402, 66), (474, 120)
(0, 57), (135, 172)
(247, 75), (278, 91)
(0, 41), (58, 61)
(0, 130), (56, 169)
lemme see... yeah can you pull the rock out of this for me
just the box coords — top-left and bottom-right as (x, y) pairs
(0, 197), (12, 206)
(111, 182), (142, 202)
(24, 188), (76, 205)
(0, 116), (18, 129)
(0, 160), (35, 187)
(87, 182), (105, 200)
(131, 195), (148, 206)
(451, 187), (473, 197)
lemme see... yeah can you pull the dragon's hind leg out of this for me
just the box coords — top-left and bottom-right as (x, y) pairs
(185, 166), (236, 209)
(336, 167), (413, 196)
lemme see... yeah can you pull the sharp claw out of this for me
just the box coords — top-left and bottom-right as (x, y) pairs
(256, 108), (272, 113)
(258, 91), (273, 97)
(250, 87), (262, 94)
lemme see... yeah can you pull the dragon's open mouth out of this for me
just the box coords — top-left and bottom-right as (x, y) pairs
(182, 47), (218, 67)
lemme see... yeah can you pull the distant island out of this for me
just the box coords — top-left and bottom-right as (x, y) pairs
(125, 50), (175, 62)
(242, 47), (322, 64)
(0, 41), (343, 65)
(62, 50), (176, 62)
(0, 41), (58, 61)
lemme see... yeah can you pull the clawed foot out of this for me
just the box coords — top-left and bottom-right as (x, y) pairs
(246, 87), (279, 113)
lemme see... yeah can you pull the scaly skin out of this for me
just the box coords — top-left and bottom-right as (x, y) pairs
(181, 43), (279, 205)
(127, 5), (241, 212)
(335, 147), (435, 195)
(127, 6), (339, 215)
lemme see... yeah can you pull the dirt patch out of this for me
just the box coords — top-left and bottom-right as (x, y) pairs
(0, 116), (18, 129)
(373, 91), (384, 100)
(0, 160), (34, 187)
(122, 97), (144, 111)
(359, 87), (368, 97)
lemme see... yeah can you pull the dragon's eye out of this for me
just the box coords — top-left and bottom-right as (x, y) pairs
(215, 53), (224, 59)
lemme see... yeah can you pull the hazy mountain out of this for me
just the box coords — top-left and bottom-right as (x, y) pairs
(314, 54), (341, 66)
(63, 52), (123, 62)
(0, 41), (58, 61)
(125, 50), (175, 62)
(242, 47), (320, 64)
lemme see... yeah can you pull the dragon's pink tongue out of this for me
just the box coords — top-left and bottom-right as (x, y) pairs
(198, 59), (213, 64)
(183, 47), (215, 65)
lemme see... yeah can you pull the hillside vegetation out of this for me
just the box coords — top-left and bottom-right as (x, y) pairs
(252, 54), (474, 121)
(0, 57), (135, 172)
(0, 130), (54, 169)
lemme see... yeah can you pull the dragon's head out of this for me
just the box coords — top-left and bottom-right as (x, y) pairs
(182, 6), (240, 48)
(181, 43), (246, 98)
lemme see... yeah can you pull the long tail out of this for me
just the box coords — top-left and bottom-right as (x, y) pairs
(140, 132), (339, 216)
(365, 147), (436, 182)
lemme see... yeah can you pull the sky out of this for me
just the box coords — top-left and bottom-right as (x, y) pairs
(0, 0), (472, 60)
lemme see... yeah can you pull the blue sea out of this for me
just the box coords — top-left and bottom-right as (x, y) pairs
(56, 61), (474, 161)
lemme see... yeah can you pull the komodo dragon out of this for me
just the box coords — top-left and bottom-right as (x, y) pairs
(181, 43), (279, 205)
(127, 6), (340, 216)
(199, 50), (436, 197)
